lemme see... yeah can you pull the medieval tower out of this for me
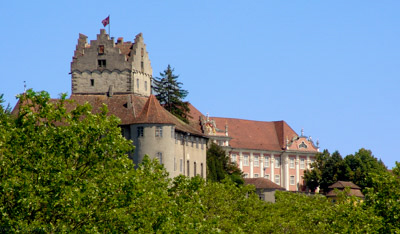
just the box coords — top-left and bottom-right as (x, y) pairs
(71, 29), (152, 96)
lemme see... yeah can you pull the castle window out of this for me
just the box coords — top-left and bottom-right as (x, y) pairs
(141, 61), (144, 71)
(98, 59), (106, 68)
(137, 127), (144, 137)
(201, 163), (204, 178)
(156, 152), (163, 164)
(90, 79), (94, 86)
(201, 139), (204, 150)
(196, 138), (199, 148)
(98, 45), (105, 55)
(187, 160), (190, 176)
(174, 157), (176, 171)
(194, 162), (197, 176)
(155, 126), (163, 137)
(145, 81), (148, 91)
(141, 48), (144, 57)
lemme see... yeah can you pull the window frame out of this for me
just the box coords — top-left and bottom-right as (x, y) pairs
(155, 126), (163, 137)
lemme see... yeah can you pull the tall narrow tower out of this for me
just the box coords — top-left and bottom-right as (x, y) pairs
(71, 29), (152, 96)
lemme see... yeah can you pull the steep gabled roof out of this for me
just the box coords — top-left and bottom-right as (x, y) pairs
(244, 178), (286, 190)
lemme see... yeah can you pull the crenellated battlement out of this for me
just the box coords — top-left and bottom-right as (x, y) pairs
(70, 29), (152, 97)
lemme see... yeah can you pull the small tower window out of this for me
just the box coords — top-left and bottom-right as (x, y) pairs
(141, 48), (144, 57)
(90, 79), (94, 86)
(98, 45), (105, 55)
(156, 152), (163, 164)
(98, 59), (106, 68)
(155, 126), (163, 137)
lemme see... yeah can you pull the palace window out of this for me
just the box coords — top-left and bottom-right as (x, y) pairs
(137, 127), (144, 137)
(300, 158), (305, 169)
(254, 155), (259, 167)
(264, 156), (270, 168)
(275, 175), (280, 185)
(264, 174), (270, 180)
(290, 157), (294, 168)
(254, 173), (259, 178)
(231, 154), (237, 164)
(98, 59), (106, 68)
(155, 126), (163, 137)
(290, 175), (295, 185)
(243, 155), (249, 166)
(275, 157), (281, 168)
(244, 173), (249, 178)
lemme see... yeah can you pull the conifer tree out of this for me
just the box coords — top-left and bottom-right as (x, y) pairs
(152, 65), (190, 123)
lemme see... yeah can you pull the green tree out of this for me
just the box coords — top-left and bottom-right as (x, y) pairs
(0, 90), (136, 231)
(364, 167), (400, 233)
(153, 64), (190, 123)
(343, 148), (388, 189)
(305, 148), (387, 193)
(305, 150), (347, 193)
(206, 143), (243, 185)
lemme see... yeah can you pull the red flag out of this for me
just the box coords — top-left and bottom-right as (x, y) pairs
(102, 16), (110, 27)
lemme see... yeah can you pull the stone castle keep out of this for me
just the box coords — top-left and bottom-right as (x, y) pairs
(16, 29), (317, 191)
(71, 29), (152, 97)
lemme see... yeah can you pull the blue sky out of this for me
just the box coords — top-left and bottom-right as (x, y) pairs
(1, 1), (399, 168)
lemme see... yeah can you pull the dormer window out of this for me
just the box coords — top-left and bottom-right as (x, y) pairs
(299, 141), (308, 149)
(98, 59), (106, 68)
(98, 45), (105, 55)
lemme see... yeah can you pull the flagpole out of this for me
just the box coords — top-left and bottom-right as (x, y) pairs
(108, 15), (110, 38)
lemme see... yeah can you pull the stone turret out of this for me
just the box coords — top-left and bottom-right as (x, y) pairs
(71, 29), (152, 97)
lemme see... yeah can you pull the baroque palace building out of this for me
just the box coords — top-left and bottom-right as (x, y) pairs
(15, 29), (319, 190)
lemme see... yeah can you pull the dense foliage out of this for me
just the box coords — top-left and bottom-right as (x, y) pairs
(1, 91), (399, 232)
(152, 65), (190, 123)
(206, 143), (244, 185)
(304, 148), (387, 192)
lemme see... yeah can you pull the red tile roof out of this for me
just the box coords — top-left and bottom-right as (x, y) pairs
(68, 94), (204, 136)
(212, 117), (297, 151)
(244, 178), (285, 190)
